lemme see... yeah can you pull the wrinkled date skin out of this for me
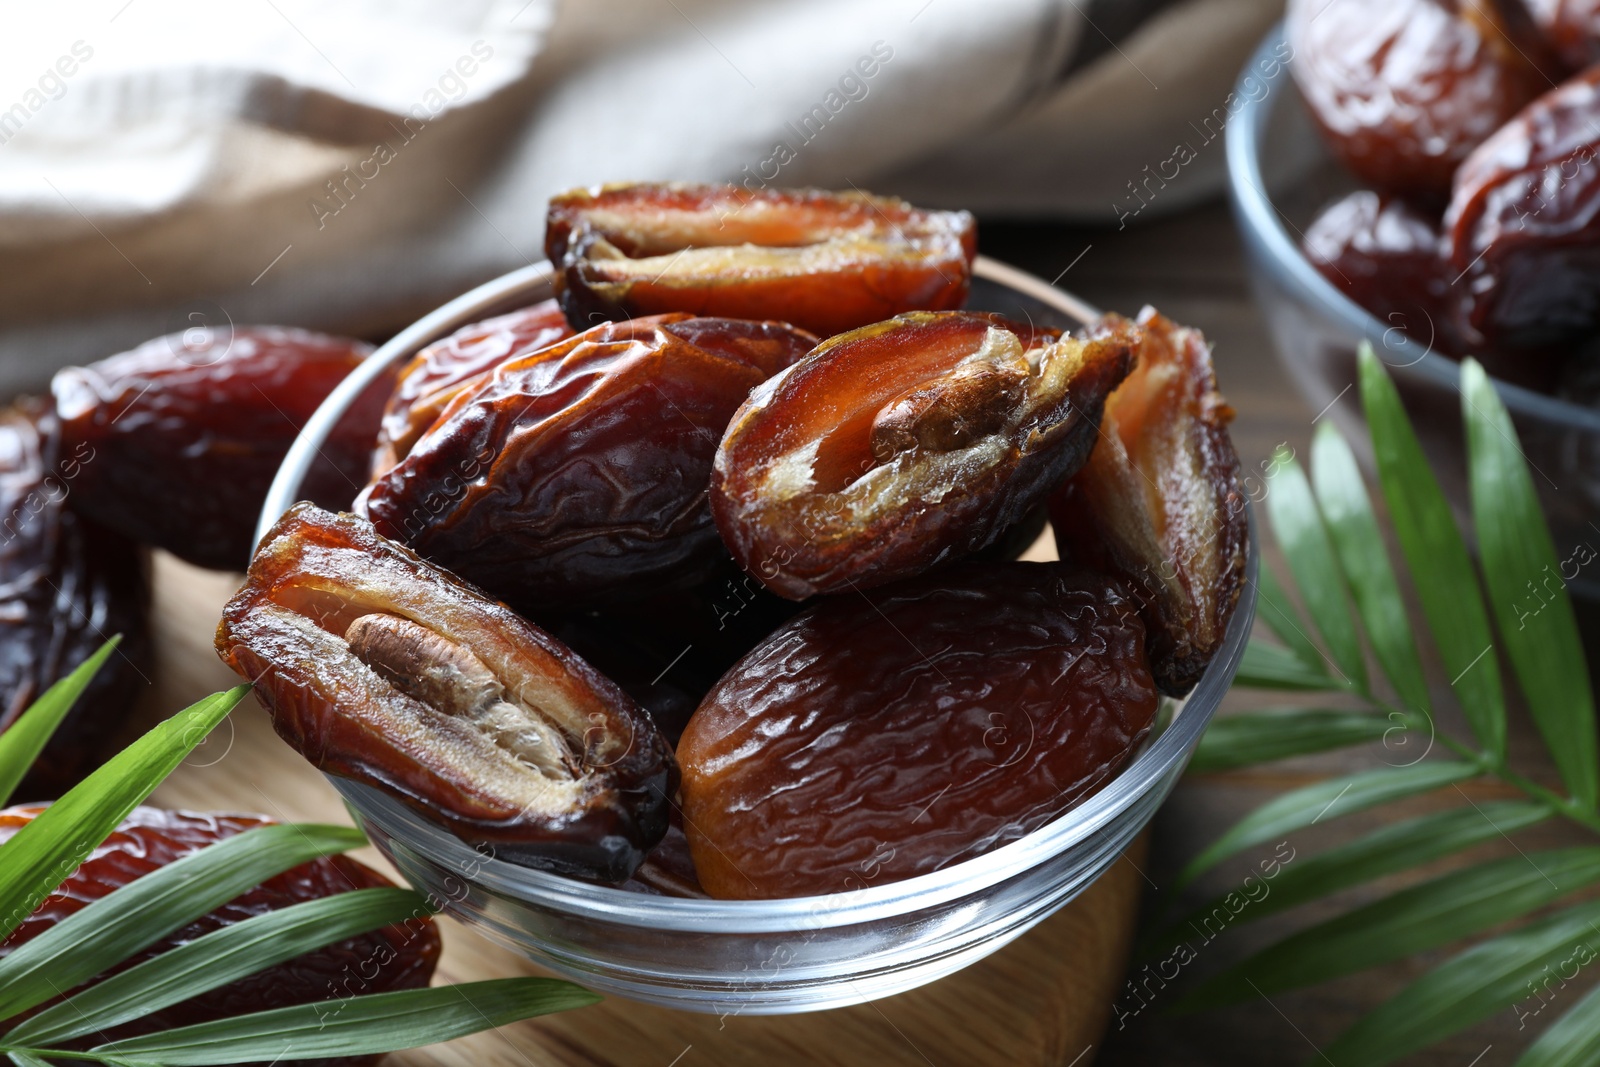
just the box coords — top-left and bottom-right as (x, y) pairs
(0, 805), (438, 1065)
(371, 299), (573, 479)
(1303, 191), (1464, 356)
(1528, 0), (1600, 71)
(0, 401), (150, 800)
(1289, 0), (1552, 202)
(710, 311), (1134, 599)
(215, 504), (677, 882)
(1445, 65), (1600, 350)
(1051, 309), (1246, 697)
(362, 314), (817, 613)
(677, 563), (1159, 900)
(546, 183), (977, 338)
(52, 326), (381, 571)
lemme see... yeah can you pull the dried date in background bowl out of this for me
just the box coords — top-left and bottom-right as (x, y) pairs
(257, 257), (1258, 1015)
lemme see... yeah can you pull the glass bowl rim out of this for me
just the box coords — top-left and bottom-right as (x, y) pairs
(259, 255), (1259, 934)
(1226, 21), (1600, 434)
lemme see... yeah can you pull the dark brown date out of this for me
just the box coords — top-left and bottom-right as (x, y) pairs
(1528, 0), (1600, 71)
(710, 311), (1134, 599)
(546, 183), (976, 338)
(0, 400), (150, 800)
(361, 314), (817, 613)
(215, 504), (677, 882)
(1303, 191), (1463, 356)
(1289, 0), (1551, 202)
(0, 805), (438, 1064)
(51, 326), (380, 571)
(371, 299), (573, 478)
(1445, 65), (1600, 349)
(1050, 309), (1246, 697)
(677, 563), (1158, 900)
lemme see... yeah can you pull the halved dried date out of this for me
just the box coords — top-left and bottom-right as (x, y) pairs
(1289, 0), (1552, 202)
(677, 563), (1158, 900)
(1050, 308), (1246, 696)
(546, 183), (976, 337)
(0, 400), (150, 800)
(215, 504), (677, 882)
(52, 326), (380, 570)
(1445, 65), (1600, 349)
(710, 311), (1133, 599)
(371, 299), (573, 479)
(362, 314), (817, 613)
(0, 805), (438, 1062)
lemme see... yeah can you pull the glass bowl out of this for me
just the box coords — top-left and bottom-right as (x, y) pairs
(257, 257), (1259, 1014)
(1227, 24), (1600, 600)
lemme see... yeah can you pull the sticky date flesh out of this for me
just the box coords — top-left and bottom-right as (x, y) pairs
(52, 326), (380, 570)
(0, 401), (150, 800)
(371, 299), (573, 478)
(710, 310), (1133, 599)
(1288, 0), (1552, 202)
(0, 805), (438, 1064)
(215, 504), (677, 882)
(546, 183), (976, 337)
(362, 314), (817, 613)
(1445, 65), (1600, 350)
(677, 563), (1159, 900)
(1050, 309), (1246, 697)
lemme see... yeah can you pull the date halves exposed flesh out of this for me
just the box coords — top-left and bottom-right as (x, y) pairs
(215, 504), (677, 882)
(710, 311), (1134, 599)
(677, 563), (1159, 900)
(546, 183), (976, 337)
(362, 314), (817, 613)
(1051, 308), (1246, 696)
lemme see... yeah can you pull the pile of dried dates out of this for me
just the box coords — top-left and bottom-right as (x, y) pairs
(1291, 0), (1600, 394)
(3, 181), (1247, 901)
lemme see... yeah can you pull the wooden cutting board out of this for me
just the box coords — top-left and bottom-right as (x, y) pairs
(143, 551), (1145, 1067)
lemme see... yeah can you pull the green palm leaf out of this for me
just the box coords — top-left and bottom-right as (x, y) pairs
(1358, 343), (1505, 755)
(1234, 640), (1341, 691)
(1323, 900), (1600, 1066)
(87, 978), (602, 1064)
(1176, 760), (1479, 886)
(1252, 563), (1326, 670)
(0, 686), (248, 945)
(0, 822), (367, 1022)
(1153, 800), (1549, 951)
(1188, 707), (1392, 773)
(1264, 447), (1367, 689)
(1309, 422), (1431, 713)
(1181, 847), (1600, 1010)
(0, 637), (121, 806)
(5, 887), (427, 1046)
(1461, 359), (1598, 807)
(1515, 979), (1600, 1065)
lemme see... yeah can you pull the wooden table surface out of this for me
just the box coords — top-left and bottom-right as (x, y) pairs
(122, 197), (1600, 1066)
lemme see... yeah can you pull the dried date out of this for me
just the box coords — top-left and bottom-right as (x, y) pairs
(546, 183), (976, 337)
(0, 805), (438, 1064)
(362, 314), (816, 613)
(215, 504), (677, 882)
(1303, 191), (1463, 356)
(676, 563), (1158, 899)
(0, 400), (150, 800)
(51, 326), (381, 570)
(1527, 0), (1600, 71)
(1050, 309), (1246, 696)
(710, 311), (1134, 599)
(1444, 65), (1600, 349)
(371, 299), (572, 478)
(1289, 0), (1552, 202)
